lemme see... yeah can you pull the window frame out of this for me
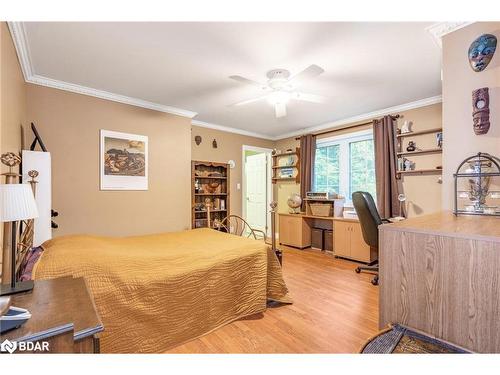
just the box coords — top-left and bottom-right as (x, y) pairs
(314, 129), (375, 206)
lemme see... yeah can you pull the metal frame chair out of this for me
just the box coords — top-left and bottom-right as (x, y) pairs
(213, 215), (267, 241)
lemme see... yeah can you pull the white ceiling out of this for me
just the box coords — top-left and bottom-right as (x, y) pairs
(20, 22), (442, 139)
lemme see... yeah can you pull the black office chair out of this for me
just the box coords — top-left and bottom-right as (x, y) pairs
(352, 191), (389, 286)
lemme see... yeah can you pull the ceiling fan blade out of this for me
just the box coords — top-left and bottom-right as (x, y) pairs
(229, 75), (268, 90)
(291, 92), (326, 103)
(275, 102), (287, 118)
(229, 95), (269, 107)
(289, 64), (325, 86)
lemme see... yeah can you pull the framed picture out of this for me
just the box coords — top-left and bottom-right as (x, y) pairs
(100, 130), (148, 190)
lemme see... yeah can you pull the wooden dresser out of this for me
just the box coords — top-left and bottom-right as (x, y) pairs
(379, 211), (500, 353)
(1, 277), (103, 353)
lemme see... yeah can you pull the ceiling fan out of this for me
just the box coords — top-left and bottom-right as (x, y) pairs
(228, 64), (326, 118)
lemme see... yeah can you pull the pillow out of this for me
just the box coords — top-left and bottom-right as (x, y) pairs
(19, 247), (44, 281)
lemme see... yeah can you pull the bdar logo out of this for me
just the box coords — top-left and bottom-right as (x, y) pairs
(1, 339), (17, 354)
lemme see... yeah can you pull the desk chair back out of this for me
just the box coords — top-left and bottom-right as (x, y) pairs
(352, 191), (382, 249)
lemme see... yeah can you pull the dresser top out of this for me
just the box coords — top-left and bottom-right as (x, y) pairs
(1, 277), (103, 342)
(380, 210), (500, 243)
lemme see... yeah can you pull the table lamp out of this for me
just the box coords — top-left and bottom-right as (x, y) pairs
(0, 184), (39, 296)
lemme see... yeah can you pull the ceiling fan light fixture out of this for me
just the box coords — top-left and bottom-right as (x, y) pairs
(267, 90), (290, 106)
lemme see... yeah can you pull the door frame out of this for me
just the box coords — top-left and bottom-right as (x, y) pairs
(242, 145), (273, 236)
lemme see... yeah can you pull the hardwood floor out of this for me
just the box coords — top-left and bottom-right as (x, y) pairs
(167, 247), (379, 353)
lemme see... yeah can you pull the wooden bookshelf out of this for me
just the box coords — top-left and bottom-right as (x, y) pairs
(272, 147), (300, 184)
(191, 161), (230, 230)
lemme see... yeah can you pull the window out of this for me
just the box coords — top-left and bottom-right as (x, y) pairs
(314, 129), (376, 204)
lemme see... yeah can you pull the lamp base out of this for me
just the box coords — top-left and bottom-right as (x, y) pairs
(0, 280), (34, 296)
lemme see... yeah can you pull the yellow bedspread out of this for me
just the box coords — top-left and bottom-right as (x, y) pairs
(33, 228), (291, 353)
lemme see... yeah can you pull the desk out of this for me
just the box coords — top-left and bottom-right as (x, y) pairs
(1, 277), (103, 353)
(278, 213), (374, 263)
(379, 211), (500, 353)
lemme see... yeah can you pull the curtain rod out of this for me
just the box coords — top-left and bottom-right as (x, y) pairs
(294, 114), (400, 140)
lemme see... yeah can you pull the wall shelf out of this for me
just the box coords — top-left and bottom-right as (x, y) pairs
(272, 147), (301, 184)
(397, 148), (443, 157)
(396, 127), (442, 138)
(272, 150), (298, 158)
(272, 164), (298, 169)
(396, 126), (443, 179)
(397, 169), (442, 175)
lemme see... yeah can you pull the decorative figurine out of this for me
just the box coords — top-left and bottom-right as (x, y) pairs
(194, 135), (202, 145)
(401, 120), (412, 134)
(0, 152), (21, 169)
(406, 141), (416, 152)
(472, 87), (490, 135)
(468, 34), (497, 72)
(436, 132), (443, 148)
(404, 159), (414, 171)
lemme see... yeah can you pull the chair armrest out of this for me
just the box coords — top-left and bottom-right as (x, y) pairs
(252, 229), (267, 241)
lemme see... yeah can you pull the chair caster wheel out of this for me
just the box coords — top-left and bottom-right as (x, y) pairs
(355, 267), (361, 273)
(371, 277), (379, 286)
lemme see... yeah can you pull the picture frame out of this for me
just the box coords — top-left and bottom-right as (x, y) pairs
(100, 130), (148, 190)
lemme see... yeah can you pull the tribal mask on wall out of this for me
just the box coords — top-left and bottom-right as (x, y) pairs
(468, 34), (497, 72)
(472, 87), (490, 135)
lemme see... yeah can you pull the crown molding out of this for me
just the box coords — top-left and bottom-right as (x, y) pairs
(274, 95), (443, 140)
(191, 120), (273, 140)
(7, 22), (197, 119)
(7, 21), (34, 80)
(27, 74), (198, 118)
(426, 22), (474, 48)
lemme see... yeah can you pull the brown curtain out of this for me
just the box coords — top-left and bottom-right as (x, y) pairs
(299, 134), (316, 211)
(373, 116), (401, 218)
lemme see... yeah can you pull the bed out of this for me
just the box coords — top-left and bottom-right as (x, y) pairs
(31, 228), (291, 353)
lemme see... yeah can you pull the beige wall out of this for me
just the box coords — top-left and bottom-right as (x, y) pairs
(26, 84), (192, 237)
(442, 22), (500, 209)
(191, 126), (274, 217)
(0, 22), (27, 271)
(273, 103), (443, 217)
(0, 22), (26, 173)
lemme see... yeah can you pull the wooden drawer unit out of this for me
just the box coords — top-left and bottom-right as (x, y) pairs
(279, 214), (311, 248)
(334, 221), (373, 263)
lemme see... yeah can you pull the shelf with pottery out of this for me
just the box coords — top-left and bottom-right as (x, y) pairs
(191, 160), (230, 229)
(272, 147), (301, 184)
(396, 122), (443, 178)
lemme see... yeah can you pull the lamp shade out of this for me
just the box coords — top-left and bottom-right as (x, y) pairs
(0, 184), (39, 223)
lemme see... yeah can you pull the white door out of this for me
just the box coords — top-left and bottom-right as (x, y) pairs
(245, 153), (268, 232)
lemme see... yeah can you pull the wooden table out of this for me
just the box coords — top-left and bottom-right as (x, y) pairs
(0, 277), (103, 353)
(379, 211), (500, 353)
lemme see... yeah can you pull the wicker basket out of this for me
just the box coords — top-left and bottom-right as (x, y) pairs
(309, 203), (332, 217)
